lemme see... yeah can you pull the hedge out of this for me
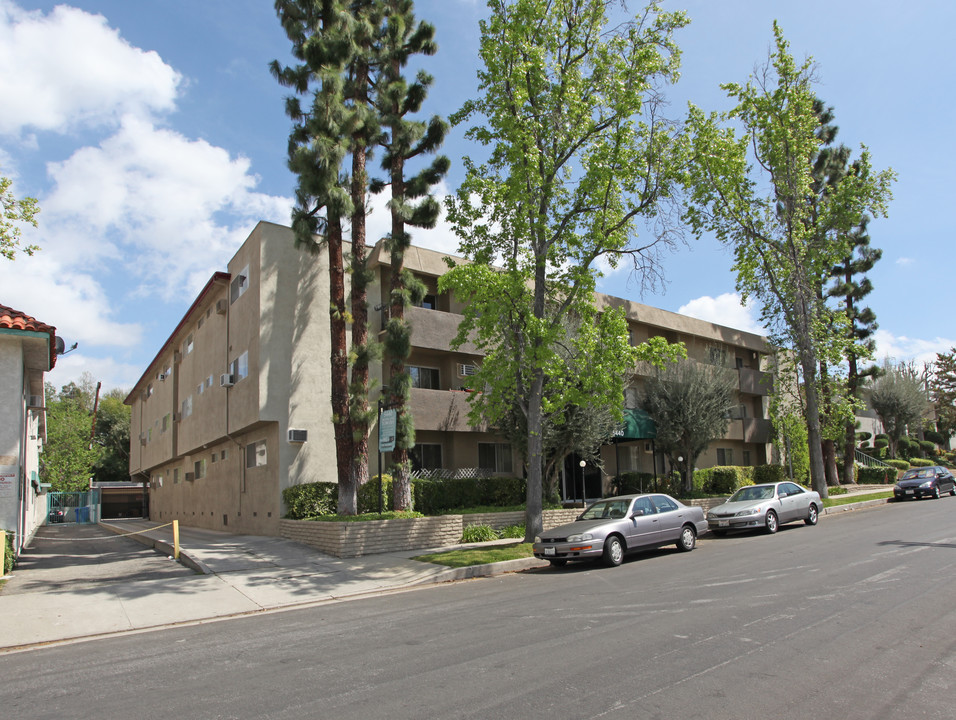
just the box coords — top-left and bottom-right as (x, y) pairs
(886, 459), (910, 471)
(693, 466), (754, 495)
(857, 466), (897, 484)
(752, 464), (788, 484)
(282, 475), (526, 519)
(908, 458), (934, 467)
(3, 530), (13, 575)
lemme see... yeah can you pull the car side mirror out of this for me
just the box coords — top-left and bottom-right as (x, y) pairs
(631, 509), (646, 518)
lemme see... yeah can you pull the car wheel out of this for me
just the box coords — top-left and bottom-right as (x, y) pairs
(712, 529), (728, 537)
(765, 510), (779, 534)
(933, 486), (941, 499)
(602, 535), (624, 567)
(548, 559), (568, 567)
(805, 503), (819, 526)
(950, 484), (956, 497)
(677, 525), (697, 552)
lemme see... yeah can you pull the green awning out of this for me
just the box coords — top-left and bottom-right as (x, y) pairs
(612, 408), (657, 440)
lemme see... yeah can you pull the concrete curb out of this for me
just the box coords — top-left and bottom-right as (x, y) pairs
(821, 497), (891, 515)
(99, 521), (212, 575)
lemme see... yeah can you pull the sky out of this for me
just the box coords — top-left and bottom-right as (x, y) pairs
(1, 0), (954, 394)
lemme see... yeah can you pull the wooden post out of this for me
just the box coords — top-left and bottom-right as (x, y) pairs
(172, 519), (180, 560)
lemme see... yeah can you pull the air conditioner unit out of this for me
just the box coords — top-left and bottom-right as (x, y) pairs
(216, 299), (227, 315)
(185, 472), (196, 482)
(288, 429), (308, 443)
(26, 395), (44, 408)
(644, 442), (653, 454)
(457, 363), (479, 377)
(220, 373), (235, 388)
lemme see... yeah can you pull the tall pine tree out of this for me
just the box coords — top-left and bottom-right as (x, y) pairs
(374, 0), (449, 510)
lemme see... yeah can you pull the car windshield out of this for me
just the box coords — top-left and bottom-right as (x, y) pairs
(902, 468), (935, 479)
(729, 486), (774, 502)
(580, 499), (631, 520)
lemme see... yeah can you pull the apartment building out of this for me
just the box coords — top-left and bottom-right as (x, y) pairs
(127, 221), (773, 535)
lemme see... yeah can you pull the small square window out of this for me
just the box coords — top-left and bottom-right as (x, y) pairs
(184, 333), (194, 355)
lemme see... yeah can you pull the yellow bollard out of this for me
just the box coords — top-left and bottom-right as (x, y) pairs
(172, 519), (180, 560)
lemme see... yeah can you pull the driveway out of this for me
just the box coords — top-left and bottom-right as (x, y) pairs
(1, 522), (195, 596)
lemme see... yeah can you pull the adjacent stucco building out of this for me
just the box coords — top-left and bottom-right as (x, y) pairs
(128, 221), (774, 535)
(1, 304), (57, 558)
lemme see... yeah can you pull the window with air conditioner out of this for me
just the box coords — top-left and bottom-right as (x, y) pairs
(246, 440), (267, 468)
(231, 265), (250, 304)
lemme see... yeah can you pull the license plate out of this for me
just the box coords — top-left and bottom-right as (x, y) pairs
(718, 520), (729, 527)
(544, 547), (555, 556)
(906, 490), (914, 495)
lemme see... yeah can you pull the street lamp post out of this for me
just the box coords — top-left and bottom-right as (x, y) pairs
(579, 459), (586, 506)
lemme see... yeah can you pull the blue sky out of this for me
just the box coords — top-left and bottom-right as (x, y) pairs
(1, 0), (953, 393)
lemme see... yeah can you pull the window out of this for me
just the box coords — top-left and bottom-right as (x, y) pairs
(708, 345), (727, 367)
(184, 333), (194, 355)
(410, 443), (442, 471)
(173, 468), (181, 484)
(230, 351), (249, 382)
(231, 265), (249, 304)
(182, 395), (193, 419)
(162, 414), (170, 433)
(197, 382), (204, 395)
(717, 448), (734, 466)
(206, 375), (214, 389)
(653, 495), (679, 513)
(410, 366), (440, 390)
(246, 440), (267, 468)
(194, 459), (206, 479)
(742, 450), (752, 467)
(221, 450), (228, 461)
(417, 293), (437, 310)
(146, 383), (153, 397)
(478, 443), (513, 473)
(211, 452), (217, 464)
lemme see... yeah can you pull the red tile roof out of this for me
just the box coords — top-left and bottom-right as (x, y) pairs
(0, 303), (57, 368)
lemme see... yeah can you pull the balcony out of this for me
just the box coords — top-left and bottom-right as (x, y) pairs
(408, 388), (485, 432)
(742, 418), (773, 444)
(406, 306), (479, 354)
(738, 367), (773, 396)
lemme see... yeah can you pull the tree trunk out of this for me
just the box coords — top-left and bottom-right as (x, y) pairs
(798, 345), (829, 499)
(329, 217), (356, 514)
(822, 439), (839, 486)
(842, 421), (857, 484)
(524, 371), (545, 542)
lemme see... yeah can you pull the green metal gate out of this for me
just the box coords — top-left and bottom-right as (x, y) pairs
(46, 491), (101, 525)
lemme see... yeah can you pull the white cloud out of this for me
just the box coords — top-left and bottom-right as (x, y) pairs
(678, 293), (766, 336)
(47, 351), (144, 395)
(362, 180), (461, 256)
(895, 257), (916, 268)
(0, 1), (181, 136)
(40, 115), (292, 300)
(873, 329), (955, 367)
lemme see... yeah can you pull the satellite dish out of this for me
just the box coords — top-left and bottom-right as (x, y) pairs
(55, 336), (65, 354)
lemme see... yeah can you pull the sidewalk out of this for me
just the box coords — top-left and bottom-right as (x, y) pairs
(0, 485), (891, 652)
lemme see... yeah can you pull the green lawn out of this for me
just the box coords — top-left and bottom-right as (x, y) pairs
(823, 491), (893, 508)
(412, 542), (535, 568)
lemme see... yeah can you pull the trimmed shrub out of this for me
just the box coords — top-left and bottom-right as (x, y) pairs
(693, 466), (753, 495)
(909, 458), (934, 467)
(359, 474), (393, 513)
(856, 431), (872, 443)
(499, 524), (525, 539)
(461, 524), (498, 543)
(886, 459), (910, 471)
(857, 466), (897, 484)
(412, 476), (526, 515)
(282, 482), (337, 519)
(897, 436), (920, 460)
(918, 440), (937, 456)
(923, 430), (945, 446)
(753, 464), (787, 484)
(873, 437), (889, 450)
(828, 486), (848, 495)
(3, 530), (13, 575)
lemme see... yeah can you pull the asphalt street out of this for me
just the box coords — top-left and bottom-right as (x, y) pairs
(1, 497), (953, 720)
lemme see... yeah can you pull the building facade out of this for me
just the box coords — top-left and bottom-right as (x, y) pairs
(127, 222), (773, 535)
(1, 304), (57, 558)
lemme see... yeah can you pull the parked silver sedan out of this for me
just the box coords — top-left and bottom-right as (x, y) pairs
(532, 494), (708, 568)
(707, 481), (821, 536)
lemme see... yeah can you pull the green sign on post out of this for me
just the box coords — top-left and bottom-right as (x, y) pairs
(379, 409), (397, 453)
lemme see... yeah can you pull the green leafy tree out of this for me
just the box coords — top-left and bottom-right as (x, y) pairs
(374, 0), (450, 510)
(92, 390), (131, 484)
(683, 24), (895, 498)
(640, 360), (737, 494)
(41, 382), (100, 491)
(869, 360), (930, 459)
(441, 0), (689, 540)
(1, 169), (39, 261)
(931, 348), (956, 441)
